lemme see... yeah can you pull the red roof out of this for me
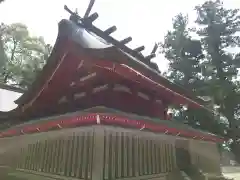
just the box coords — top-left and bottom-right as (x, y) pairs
(13, 19), (210, 119)
(0, 18), (223, 143)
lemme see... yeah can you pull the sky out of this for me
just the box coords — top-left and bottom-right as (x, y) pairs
(0, 0), (240, 110)
(0, 0), (239, 72)
(0, 89), (21, 111)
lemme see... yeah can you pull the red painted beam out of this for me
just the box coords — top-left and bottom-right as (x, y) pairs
(0, 113), (224, 143)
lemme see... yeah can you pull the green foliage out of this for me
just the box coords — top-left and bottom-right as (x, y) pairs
(161, 0), (240, 161)
(0, 23), (51, 89)
(161, 14), (204, 91)
(194, 0), (240, 146)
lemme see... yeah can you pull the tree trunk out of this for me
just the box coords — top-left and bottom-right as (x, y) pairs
(0, 36), (7, 71)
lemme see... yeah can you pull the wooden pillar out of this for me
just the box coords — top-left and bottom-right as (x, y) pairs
(92, 127), (105, 180)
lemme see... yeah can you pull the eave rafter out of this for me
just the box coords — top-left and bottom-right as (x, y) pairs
(63, 2), (209, 109)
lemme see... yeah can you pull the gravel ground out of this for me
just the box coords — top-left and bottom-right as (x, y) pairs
(222, 166), (240, 180)
(223, 173), (240, 180)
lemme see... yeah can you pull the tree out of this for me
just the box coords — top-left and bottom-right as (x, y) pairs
(0, 23), (8, 80)
(160, 14), (218, 133)
(162, 14), (204, 91)
(162, 0), (240, 162)
(0, 0), (8, 73)
(0, 23), (51, 89)
(195, 0), (240, 161)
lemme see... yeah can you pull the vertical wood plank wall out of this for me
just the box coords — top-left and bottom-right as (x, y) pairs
(102, 128), (177, 180)
(0, 126), (221, 180)
(0, 127), (94, 180)
(17, 130), (94, 179)
(189, 139), (222, 174)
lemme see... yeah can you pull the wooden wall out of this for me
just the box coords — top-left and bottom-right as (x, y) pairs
(189, 139), (221, 174)
(0, 126), (221, 180)
(102, 128), (177, 180)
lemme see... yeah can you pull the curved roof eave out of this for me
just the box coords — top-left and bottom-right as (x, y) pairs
(0, 83), (25, 93)
(15, 19), (208, 112)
